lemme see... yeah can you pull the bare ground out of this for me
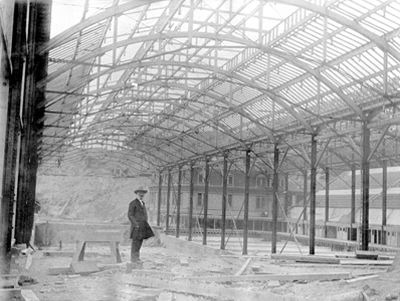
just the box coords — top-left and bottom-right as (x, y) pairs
(10, 236), (400, 301)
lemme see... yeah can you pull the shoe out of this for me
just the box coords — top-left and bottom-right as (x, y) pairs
(131, 259), (142, 263)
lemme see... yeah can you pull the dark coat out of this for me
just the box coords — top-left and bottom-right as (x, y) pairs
(128, 198), (154, 240)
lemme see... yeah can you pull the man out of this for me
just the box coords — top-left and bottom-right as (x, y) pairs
(128, 186), (154, 262)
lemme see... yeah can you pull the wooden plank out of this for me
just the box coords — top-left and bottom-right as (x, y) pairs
(84, 229), (124, 242)
(340, 259), (392, 266)
(235, 258), (252, 276)
(356, 250), (396, 256)
(0, 289), (22, 299)
(48, 266), (71, 275)
(271, 254), (340, 264)
(120, 275), (307, 301)
(355, 250), (395, 260)
(180, 258), (189, 267)
(72, 241), (86, 262)
(176, 272), (351, 283)
(70, 261), (99, 276)
(25, 254), (33, 270)
(127, 270), (175, 276)
(346, 274), (380, 283)
(0, 277), (18, 289)
(268, 280), (281, 287)
(43, 251), (99, 257)
(21, 289), (40, 301)
(355, 251), (378, 260)
(334, 254), (356, 259)
(251, 263), (261, 272)
(109, 241), (122, 264)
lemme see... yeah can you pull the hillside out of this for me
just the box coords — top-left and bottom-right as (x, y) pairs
(35, 151), (153, 223)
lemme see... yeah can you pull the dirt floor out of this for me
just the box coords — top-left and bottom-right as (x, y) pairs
(6, 235), (400, 301)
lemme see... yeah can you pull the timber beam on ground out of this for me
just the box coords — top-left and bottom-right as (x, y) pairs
(271, 254), (340, 264)
(174, 272), (351, 282)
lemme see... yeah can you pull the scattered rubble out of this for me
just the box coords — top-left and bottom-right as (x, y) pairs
(2, 233), (400, 301)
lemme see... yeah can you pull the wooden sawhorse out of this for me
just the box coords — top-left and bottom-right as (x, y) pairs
(72, 230), (123, 264)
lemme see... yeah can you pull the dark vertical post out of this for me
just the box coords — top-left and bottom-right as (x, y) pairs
(188, 163), (194, 241)
(166, 171), (171, 234)
(203, 157), (210, 245)
(324, 167), (329, 238)
(221, 153), (228, 249)
(243, 150), (251, 255)
(361, 122), (370, 251)
(271, 144), (279, 253)
(176, 167), (182, 238)
(1, 1), (27, 274)
(303, 170), (308, 234)
(382, 160), (387, 245)
(15, 0), (51, 246)
(351, 164), (356, 241)
(284, 172), (289, 218)
(309, 134), (317, 255)
(157, 173), (162, 226)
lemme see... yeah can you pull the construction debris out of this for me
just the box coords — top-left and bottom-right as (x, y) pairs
(325, 291), (369, 301)
(70, 261), (100, 276)
(271, 254), (340, 264)
(346, 275), (380, 284)
(234, 257), (252, 276)
(8, 233), (400, 301)
(120, 275), (306, 301)
(177, 272), (351, 283)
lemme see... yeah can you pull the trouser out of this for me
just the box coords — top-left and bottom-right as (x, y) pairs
(131, 238), (143, 262)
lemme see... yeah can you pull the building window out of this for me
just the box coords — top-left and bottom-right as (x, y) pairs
(228, 175), (233, 186)
(280, 178), (285, 188)
(266, 175), (271, 188)
(197, 193), (203, 206)
(262, 196), (267, 208)
(256, 196), (267, 209)
(256, 196), (261, 209)
(198, 173), (204, 184)
(256, 176), (266, 187)
(227, 194), (233, 207)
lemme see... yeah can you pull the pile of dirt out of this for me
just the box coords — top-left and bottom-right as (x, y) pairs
(36, 150), (153, 222)
(36, 175), (152, 222)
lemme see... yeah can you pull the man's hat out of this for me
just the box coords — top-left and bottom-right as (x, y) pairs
(134, 186), (148, 194)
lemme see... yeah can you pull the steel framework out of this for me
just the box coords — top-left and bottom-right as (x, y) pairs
(36, 0), (400, 179)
